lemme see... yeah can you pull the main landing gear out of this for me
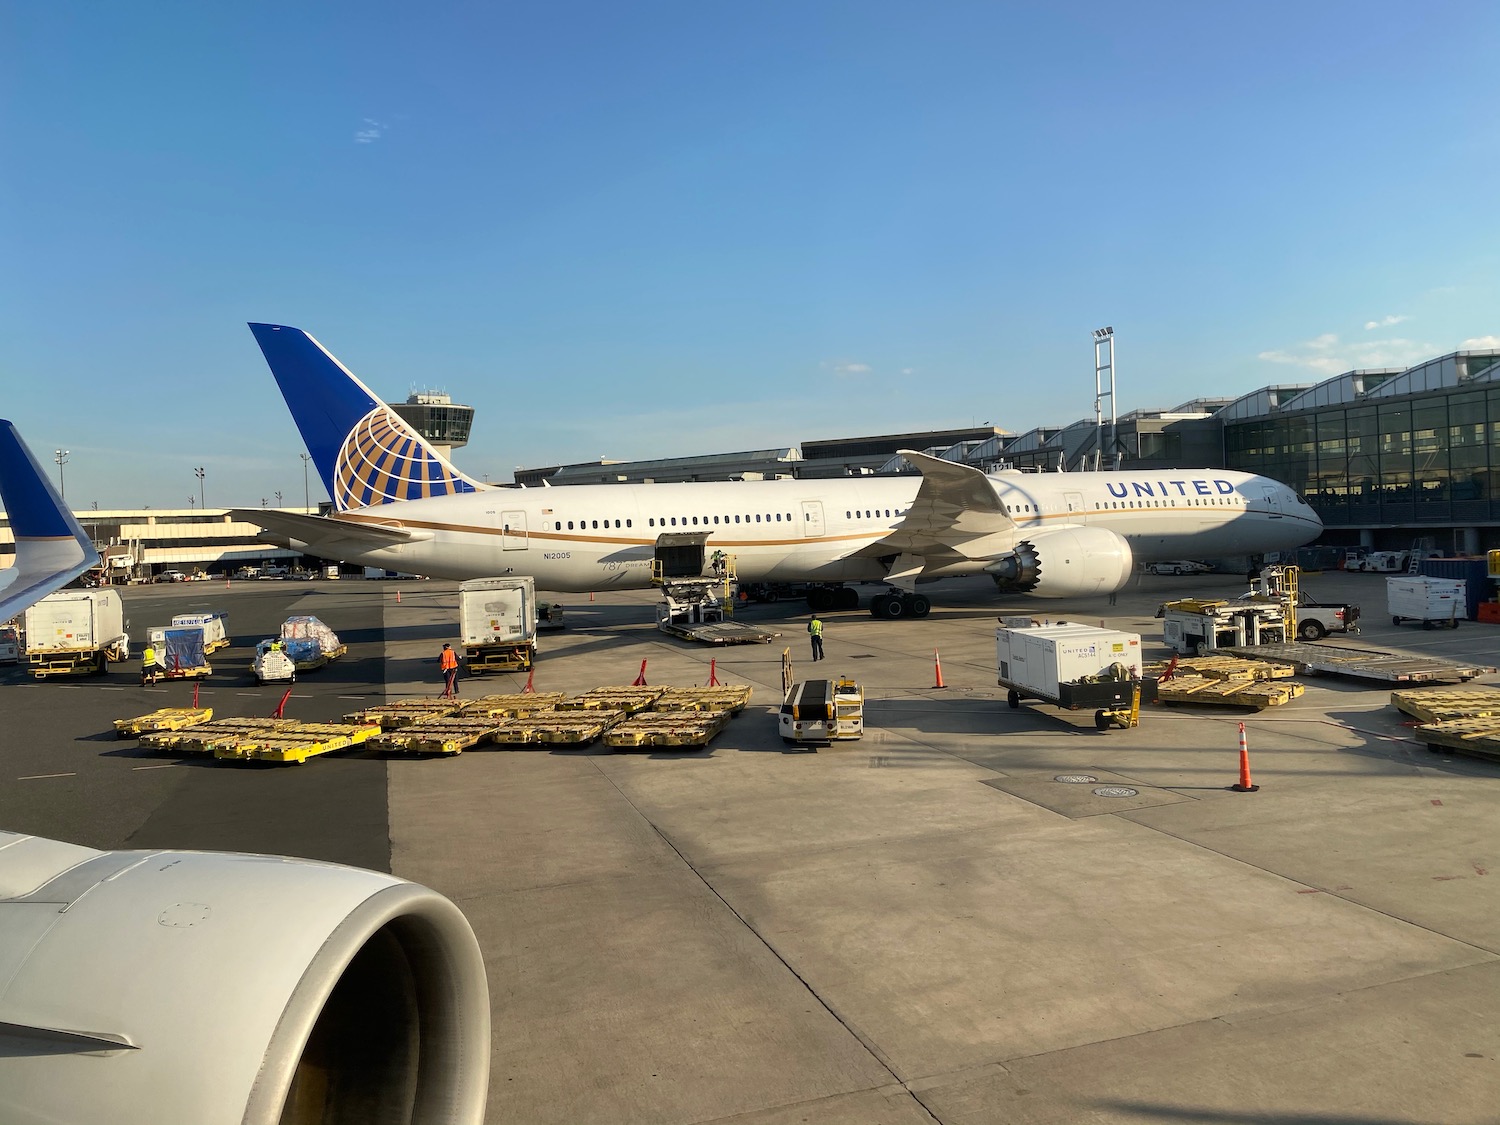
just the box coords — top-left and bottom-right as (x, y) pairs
(869, 590), (931, 619)
(804, 585), (861, 613)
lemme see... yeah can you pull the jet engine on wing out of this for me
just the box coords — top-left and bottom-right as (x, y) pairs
(0, 832), (489, 1125)
(984, 526), (1134, 598)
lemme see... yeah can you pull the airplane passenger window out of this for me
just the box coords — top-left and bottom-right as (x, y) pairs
(670, 517), (677, 525)
(555, 521), (561, 530)
(626, 520), (631, 527)
(568, 521), (575, 529)
(775, 513), (781, 521)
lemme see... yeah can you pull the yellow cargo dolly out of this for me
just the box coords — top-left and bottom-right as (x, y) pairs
(114, 707), (213, 738)
(604, 709), (733, 751)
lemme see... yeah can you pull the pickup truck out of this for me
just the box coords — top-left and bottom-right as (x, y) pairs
(1291, 593), (1361, 640)
(1235, 589), (1359, 640)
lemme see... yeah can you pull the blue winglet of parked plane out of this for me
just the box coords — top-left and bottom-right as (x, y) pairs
(0, 419), (100, 621)
(248, 323), (481, 512)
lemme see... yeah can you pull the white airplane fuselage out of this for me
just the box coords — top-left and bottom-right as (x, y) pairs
(314, 468), (1320, 593)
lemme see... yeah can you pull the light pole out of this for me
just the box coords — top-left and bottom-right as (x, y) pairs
(1092, 327), (1117, 471)
(54, 449), (69, 499)
(274, 490), (283, 508)
(194, 466), (205, 508)
(299, 453), (312, 513)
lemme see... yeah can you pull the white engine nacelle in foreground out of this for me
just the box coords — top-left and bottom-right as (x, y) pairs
(0, 831), (489, 1125)
(984, 526), (1134, 598)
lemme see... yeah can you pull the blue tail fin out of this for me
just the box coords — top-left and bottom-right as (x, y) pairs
(248, 324), (482, 511)
(0, 419), (99, 620)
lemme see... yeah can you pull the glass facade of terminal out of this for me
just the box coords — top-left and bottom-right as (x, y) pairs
(1225, 384), (1500, 526)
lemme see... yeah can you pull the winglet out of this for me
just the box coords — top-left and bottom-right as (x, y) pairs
(0, 420), (100, 620)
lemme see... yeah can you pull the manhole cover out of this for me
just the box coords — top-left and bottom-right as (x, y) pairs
(1093, 786), (1139, 798)
(1055, 774), (1098, 784)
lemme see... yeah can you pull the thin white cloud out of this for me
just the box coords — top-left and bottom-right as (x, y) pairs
(355, 117), (387, 144)
(900, 367), (916, 376)
(1363, 314), (1410, 330)
(822, 360), (873, 378)
(1258, 332), (1437, 375)
(1461, 335), (1500, 349)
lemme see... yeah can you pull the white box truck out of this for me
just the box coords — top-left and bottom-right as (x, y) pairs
(996, 622), (1149, 730)
(1387, 576), (1466, 630)
(459, 577), (538, 674)
(23, 589), (130, 678)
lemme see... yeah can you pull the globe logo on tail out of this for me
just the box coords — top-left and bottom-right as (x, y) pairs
(333, 407), (474, 509)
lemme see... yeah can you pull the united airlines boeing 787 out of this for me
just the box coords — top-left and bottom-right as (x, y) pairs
(239, 324), (1321, 615)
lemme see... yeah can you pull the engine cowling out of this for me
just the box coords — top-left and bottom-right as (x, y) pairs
(985, 526), (1134, 598)
(0, 831), (489, 1125)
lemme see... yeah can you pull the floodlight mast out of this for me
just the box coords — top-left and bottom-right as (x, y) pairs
(1092, 327), (1117, 470)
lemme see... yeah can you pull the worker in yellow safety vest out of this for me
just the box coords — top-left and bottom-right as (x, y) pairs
(141, 644), (168, 684)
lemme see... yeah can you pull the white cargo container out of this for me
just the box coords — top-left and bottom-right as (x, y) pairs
(458, 577), (538, 673)
(171, 611), (229, 653)
(1387, 576), (1466, 630)
(996, 622), (1146, 730)
(23, 589), (130, 677)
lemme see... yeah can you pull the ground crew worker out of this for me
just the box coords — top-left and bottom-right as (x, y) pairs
(710, 549), (727, 576)
(141, 644), (167, 684)
(440, 642), (460, 698)
(808, 614), (824, 662)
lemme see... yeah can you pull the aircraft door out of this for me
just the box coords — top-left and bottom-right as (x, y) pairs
(800, 500), (826, 538)
(1259, 489), (1284, 519)
(1065, 491), (1085, 513)
(501, 510), (528, 549)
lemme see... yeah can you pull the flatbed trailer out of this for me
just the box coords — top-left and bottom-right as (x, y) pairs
(463, 641), (534, 673)
(1224, 641), (1495, 684)
(660, 620), (782, 645)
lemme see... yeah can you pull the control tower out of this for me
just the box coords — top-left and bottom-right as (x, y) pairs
(388, 391), (474, 460)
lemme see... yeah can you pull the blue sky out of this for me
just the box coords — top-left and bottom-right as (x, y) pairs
(3, 1), (1498, 509)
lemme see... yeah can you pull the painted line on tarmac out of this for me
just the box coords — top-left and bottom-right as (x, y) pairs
(18, 772), (75, 781)
(101, 686), (126, 691)
(132, 763), (180, 771)
(144, 688), (170, 693)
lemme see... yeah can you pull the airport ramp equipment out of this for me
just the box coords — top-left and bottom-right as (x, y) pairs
(137, 718), (301, 754)
(1157, 654), (1298, 681)
(342, 700), (462, 729)
(210, 722), (381, 765)
(1224, 642), (1496, 683)
(458, 692), (566, 717)
(1410, 717), (1500, 763)
(114, 707), (214, 737)
(1391, 687), (1500, 724)
(653, 685), (754, 713)
(604, 710), (734, 750)
(558, 687), (665, 714)
(1155, 675), (1304, 709)
(662, 620), (783, 645)
(372, 716), (509, 756)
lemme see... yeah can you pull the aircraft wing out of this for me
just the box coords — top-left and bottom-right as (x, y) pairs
(855, 450), (1018, 570)
(0, 419), (100, 620)
(229, 508), (431, 553)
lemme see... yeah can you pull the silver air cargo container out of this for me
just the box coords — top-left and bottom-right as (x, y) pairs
(996, 622), (1149, 730)
(459, 577), (538, 673)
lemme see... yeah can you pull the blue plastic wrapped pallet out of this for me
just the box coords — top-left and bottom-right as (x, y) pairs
(1418, 558), (1489, 621)
(282, 638), (322, 663)
(162, 627), (207, 670)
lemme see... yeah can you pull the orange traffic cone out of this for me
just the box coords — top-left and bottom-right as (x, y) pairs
(933, 649), (946, 689)
(1231, 722), (1259, 791)
(706, 658), (720, 686)
(632, 659), (648, 686)
(590, 591), (595, 602)
(395, 589), (401, 603)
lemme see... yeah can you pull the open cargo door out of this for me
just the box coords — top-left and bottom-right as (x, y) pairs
(654, 532), (710, 580)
